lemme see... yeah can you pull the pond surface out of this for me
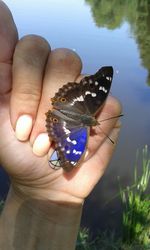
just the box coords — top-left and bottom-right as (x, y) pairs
(1, 0), (150, 234)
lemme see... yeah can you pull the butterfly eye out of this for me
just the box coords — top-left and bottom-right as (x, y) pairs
(60, 97), (66, 102)
(53, 117), (58, 123)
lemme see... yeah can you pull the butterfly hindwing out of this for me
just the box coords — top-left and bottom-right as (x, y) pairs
(46, 110), (88, 171)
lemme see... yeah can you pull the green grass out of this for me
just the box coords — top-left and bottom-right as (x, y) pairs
(76, 228), (148, 250)
(119, 145), (150, 247)
(76, 146), (150, 250)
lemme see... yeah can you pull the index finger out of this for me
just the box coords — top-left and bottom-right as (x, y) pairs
(10, 35), (50, 140)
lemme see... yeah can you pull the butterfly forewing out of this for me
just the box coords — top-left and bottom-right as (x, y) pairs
(52, 82), (87, 114)
(80, 66), (113, 115)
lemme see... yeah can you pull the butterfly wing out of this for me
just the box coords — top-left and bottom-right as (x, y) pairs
(51, 66), (113, 116)
(80, 66), (113, 115)
(46, 66), (113, 171)
(46, 110), (89, 171)
(51, 81), (87, 114)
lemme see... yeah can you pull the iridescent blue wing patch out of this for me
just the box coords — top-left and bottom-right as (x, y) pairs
(46, 110), (89, 171)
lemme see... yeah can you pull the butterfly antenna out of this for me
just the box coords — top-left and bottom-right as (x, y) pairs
(97, 126), (115, 144)
(96, 114), (123, 144)
(99, 114), (123, 123)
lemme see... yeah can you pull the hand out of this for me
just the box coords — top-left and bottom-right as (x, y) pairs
(0, 1), (121, 204)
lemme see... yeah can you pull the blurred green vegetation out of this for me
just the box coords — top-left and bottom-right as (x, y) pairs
(86, 0), (150, 85)
(119, 146), (150, 247)
(76, 146), (150, 249)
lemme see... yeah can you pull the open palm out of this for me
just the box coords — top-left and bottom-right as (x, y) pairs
(0, 2), (121, 204)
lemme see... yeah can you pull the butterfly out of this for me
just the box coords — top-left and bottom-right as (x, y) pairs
(46, 66), (113, 172)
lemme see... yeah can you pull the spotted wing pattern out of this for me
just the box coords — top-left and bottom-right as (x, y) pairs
(46, 110), (88, 171)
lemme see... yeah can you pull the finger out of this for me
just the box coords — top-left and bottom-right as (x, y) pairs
(0, 1), (18, 95)
(63, 97), (122, 197)
(31, 48), (82, 156)
(59, 117), (121, 199)
(74, 119), (121, 197)
(10, 35), (50, 141)
(87, 95), (122, 156)
(83, 96), (122, 183)
(85, 119), (121, 184)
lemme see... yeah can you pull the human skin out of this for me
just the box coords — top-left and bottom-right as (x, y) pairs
(0, 1), (122, 249)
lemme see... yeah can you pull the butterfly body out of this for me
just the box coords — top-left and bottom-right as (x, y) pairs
(46, 66), (113, 171)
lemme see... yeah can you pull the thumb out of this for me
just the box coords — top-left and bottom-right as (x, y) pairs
(0, 1), (18, 95)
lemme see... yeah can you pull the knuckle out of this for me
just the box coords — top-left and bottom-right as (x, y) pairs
(19, 35), (50, 52)
(13, 86), (41, 103)
(14, 35), (50, 68)
(51, 48), (82, 72)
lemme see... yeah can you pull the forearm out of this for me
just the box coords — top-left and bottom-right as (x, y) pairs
(0, 187), (82, 250)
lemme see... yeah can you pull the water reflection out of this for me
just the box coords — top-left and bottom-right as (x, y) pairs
(83, 0), (150, 235)
(86, 0), (150, 86)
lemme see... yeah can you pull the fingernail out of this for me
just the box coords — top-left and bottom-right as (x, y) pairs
(32, 133), (50, 156)
(15, 115), (33, 141)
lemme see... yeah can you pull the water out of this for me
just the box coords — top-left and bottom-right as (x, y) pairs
(1, 0), (150, 234)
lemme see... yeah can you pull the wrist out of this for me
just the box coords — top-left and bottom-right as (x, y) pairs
(11, 181), (84, 205)
(12, 186), (83, 224)
(0, 186), (83, 250)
